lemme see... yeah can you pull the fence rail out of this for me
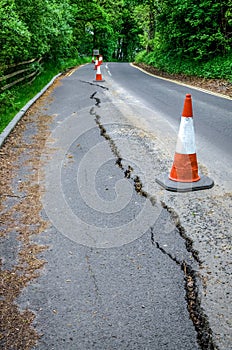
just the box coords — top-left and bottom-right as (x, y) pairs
(0, 58), (42, 91)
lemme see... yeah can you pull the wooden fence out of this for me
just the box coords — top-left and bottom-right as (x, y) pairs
(0, 58), (42, 91)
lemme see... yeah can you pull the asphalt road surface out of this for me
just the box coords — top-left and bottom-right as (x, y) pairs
(104, 63), (232, 192)
(1, 63), (231, 350)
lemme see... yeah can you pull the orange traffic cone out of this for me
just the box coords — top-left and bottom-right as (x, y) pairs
(93, 64), (105, 82)
(169, 94), (200, 183)
(156, 94), (214, 192)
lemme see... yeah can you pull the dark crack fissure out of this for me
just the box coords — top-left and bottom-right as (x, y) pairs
(85, 254), (101, 303)
(81, 80), (109, 90)
(160, 201), (201, 264)
(152, 220), (217, 350)
(89, 92), (217, 350)
(90, 91), (101, 106)
(95, 112), (155, 204)
(183, 264), (218, 350)
(0, 194), (25, 199)
(90, 92), (156, 206)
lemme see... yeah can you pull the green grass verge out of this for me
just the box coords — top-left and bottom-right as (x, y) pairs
(135, 51), (232, 82)
(0, 56), (90, 133)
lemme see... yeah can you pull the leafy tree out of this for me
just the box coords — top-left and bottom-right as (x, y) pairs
(14, 0), (74, 59)
(0, 0), (231, 76)
(0, 0), (31, 65)
(71, 0), (123, 60)
(156, 0), (232, 60)
(113, 0), (143, 61)
(133, 0), (160, 53)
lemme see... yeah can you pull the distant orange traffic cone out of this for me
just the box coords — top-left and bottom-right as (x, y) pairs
(93, 64), (105, 82)
(156, 94), (214, 192)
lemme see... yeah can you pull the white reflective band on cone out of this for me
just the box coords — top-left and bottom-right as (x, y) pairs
(175, 117), (196, 154)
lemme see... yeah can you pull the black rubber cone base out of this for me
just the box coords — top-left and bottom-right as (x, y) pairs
(156, 174), (214, 192)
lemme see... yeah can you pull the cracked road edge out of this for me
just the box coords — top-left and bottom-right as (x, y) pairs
(90, 91), (219, 350)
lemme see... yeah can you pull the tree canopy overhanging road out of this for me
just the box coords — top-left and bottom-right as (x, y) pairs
(1, 0), (231, 65)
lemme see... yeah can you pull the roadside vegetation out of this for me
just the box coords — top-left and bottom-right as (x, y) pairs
(0, 0), (231, 132)
(134, 1), (232, 81)
(0, 57), (89, 133)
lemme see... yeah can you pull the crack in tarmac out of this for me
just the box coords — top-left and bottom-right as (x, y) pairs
(85, 254), (101, 303)
(90, 91), (157, 205)
(89, 90), (219, 350)
(152, 228), (217, 349)
(80, 80), (109, 91)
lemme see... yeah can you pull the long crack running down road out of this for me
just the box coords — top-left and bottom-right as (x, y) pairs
(0, 63), (231, 350)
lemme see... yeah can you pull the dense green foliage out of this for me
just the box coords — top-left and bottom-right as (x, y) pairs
(0, 0), (231, 132)
(1, 0), (230, 64)
(0, 0), (231, 68)
(158, 0), (232, 60)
